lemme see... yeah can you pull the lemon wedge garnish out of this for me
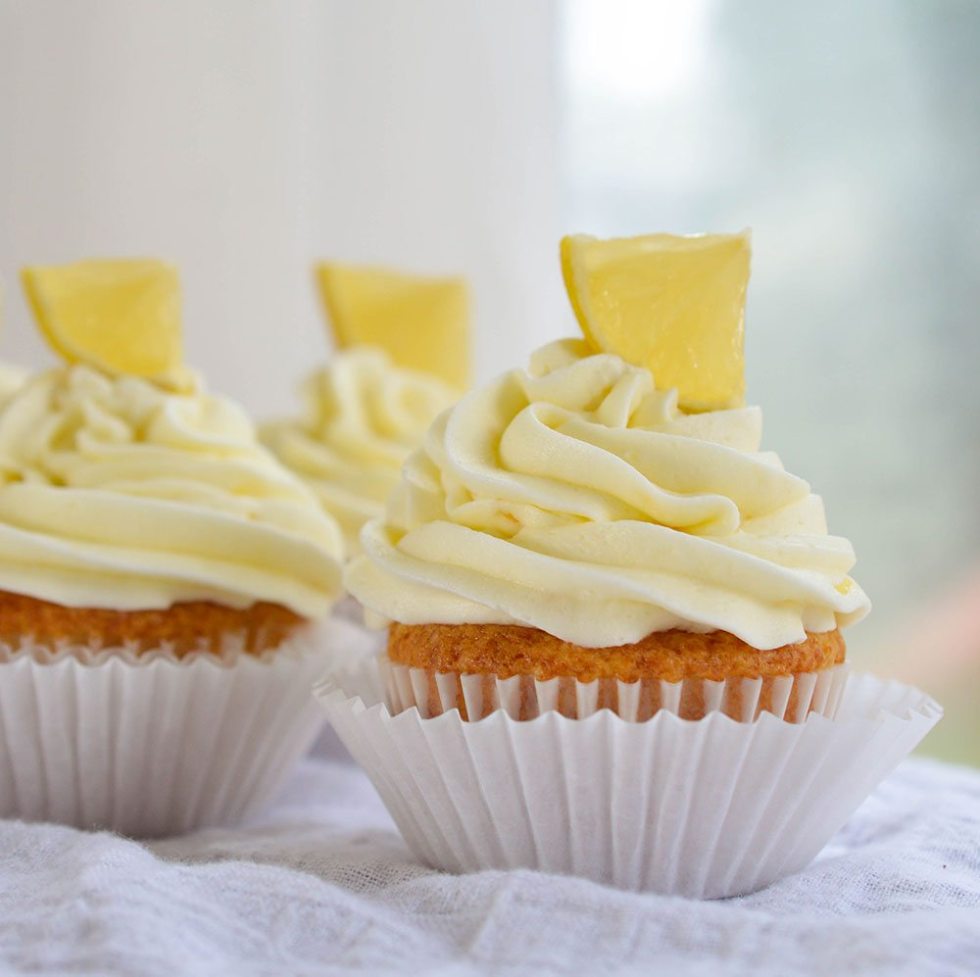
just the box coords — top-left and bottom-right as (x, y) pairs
(561, 231), (751, 411)
(21, 259), (183, 380)
(315, 263), (470, 389)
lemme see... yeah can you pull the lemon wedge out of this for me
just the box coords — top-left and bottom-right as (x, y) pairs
(22, 259), (183, 380)
(561, 231), (751, 411)
(315, 263), (470, 389)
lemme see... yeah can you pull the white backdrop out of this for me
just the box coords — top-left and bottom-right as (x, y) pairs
(0, 0), (564, 415)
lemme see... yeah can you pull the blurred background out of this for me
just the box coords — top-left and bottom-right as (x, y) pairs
(1, 0), (977, 762)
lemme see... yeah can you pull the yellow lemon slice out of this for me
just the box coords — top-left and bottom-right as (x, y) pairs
(561, 231), (751, 411)
(315, 263), (470, 389)
(21, 259), (183, 380)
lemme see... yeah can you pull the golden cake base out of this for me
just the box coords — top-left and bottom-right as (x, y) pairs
(387, 623), (846, 721)
(0, 591), (305, 656)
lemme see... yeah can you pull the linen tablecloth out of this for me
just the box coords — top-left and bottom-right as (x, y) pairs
(0, 754), (977, 976)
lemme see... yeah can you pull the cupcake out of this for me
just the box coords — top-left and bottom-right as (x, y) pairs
(319, 232), (941, 896)
(0, 259), (346, 836)
(347, 233), (869, 722)
(263, 262), (470, 555)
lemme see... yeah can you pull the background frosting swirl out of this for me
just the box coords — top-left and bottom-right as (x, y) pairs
(346, 339), (870, 649)
(262, 347), (458, 554)
(0, 365), (344, 616)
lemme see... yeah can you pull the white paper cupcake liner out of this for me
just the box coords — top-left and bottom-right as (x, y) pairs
(315, 659), (942, 898)
(308, 617), (386, 760)
(382, 658), (851, 723)
(0, 616), (363, 837)
(332, 595), (368, 626)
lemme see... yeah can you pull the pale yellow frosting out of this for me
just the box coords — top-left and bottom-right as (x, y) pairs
(346, 339), (870, 650)
(0, 365), (344, 616)
(262, 347), (458, 554)
(0, 363), (29, 406)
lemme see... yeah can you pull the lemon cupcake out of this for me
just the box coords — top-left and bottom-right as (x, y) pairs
(346, 234), (868, 722)
(263, 262), (469, 555)
(0, 259), (346, 836)
(317, 232), (940, 896)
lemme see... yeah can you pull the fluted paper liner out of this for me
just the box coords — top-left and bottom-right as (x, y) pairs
(381, 659), (850, 722)
(0, 616), (364, 837)
(332, 595), (369, 627)
(315, 659), (942, 898)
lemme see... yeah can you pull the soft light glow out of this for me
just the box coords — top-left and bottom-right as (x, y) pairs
(565, 0), (711, 99)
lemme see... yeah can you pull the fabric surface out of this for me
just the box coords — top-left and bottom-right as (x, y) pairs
(0, 755), (976, 977)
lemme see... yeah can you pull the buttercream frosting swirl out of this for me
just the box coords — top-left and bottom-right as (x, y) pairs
(346, 339), (870, 649)
(0, 365), (344, 616)
(262, 347), (458, 554)
(0, 362), (28, 406)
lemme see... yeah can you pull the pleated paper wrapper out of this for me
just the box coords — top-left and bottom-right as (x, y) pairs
(0, 615), (365, 838)
(381, 659), (851, 723)
(316, 658), (942, 898)
(332, 595), (369, 628)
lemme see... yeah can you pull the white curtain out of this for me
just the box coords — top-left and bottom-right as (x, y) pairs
(0, 0), (563, 414)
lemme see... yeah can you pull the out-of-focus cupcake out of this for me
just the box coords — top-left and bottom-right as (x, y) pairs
(263, 262), (470, 556)
(318, 232), (940, 897)
(0, 259), (346, 836)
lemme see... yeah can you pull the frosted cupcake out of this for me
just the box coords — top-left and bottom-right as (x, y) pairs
(318, 233), (940, 896)
(347, 234), (869, 722)
(263, 262), (469, 555)
(0, 259), (346, 836)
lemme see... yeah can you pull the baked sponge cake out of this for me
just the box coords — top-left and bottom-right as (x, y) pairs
(346, 232), (870, 721)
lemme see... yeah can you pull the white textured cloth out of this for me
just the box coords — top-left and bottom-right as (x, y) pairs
(0, 756), (976, 976)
